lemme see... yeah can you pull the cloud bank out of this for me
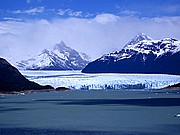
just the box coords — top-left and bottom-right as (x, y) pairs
(0, 13), (180, 63)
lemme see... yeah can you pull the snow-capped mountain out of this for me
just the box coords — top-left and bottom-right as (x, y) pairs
(125, 33), (152, 46)
(16, 41), (90, 70)
(82, 33), (180, 75)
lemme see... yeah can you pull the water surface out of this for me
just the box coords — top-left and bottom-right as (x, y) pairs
(0, 90), (180, 135)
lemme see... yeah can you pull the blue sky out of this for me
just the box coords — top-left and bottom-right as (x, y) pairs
(0, 0), (180, 20)
(0, 0), (180, 62)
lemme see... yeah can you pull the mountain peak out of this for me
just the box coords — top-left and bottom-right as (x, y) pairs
(82, 35), (180, 74)
(16, 41), (90, 70)
(136, 33), (152, 40)
(53, 41), (67, 51)
(127, 33), (153, 46)
(42, 49), (49, 54)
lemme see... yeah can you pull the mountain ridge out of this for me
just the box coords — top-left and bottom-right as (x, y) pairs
(16, 41), (90, 70)
(82, 34), (180, 75)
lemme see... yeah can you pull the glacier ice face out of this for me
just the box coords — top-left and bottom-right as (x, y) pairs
(21, 70), (180, 90)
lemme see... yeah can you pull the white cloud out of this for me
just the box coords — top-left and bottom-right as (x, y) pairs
(11, 6), (44, 15)
(93, 13), (119, 24)
(10, 7), (90, 18)
(58, 9), (87, 17)
(3, 17), (23, 21)
(115, 4), (139, 16)
(0, 13), (180, 63)
(84, 12), (94, 18)
(68, 10), (83, 17)
(26, 0), (42, 4)
(58, 9), (66, 16)
(119, 10), (139, 16)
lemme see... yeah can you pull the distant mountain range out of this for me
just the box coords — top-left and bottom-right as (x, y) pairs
(82, 33), (180, 75)
(16, 41), (90, 70)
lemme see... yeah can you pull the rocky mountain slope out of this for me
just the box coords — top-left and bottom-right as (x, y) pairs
(82, 33), (180, 75)
(0, 57), (53, 92)
(16, 41), (90, 70)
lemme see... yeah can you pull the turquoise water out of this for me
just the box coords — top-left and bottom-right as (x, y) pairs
(0, 90), (180, 135)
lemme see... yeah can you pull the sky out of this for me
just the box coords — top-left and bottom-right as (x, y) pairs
(0, 0), (180, 62)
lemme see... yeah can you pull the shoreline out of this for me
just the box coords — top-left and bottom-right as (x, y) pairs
(1, 88), (180, 97)
(161, 83), (180, 90)
(0, 88), (71, 96)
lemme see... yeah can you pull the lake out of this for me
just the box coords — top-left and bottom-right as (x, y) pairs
(0, 90), (180, 135)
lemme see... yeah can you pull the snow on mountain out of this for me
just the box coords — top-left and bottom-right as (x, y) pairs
(100, 33), (180, 61)
(82, 33), (180, 74)
(125, 33), (153, 46)
(16, 41), (90, 70)
(80, 52), (91, 62)
(123, 34), (180, 58)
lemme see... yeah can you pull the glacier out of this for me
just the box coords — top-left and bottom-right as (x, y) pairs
(20, 70), (180, 90)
